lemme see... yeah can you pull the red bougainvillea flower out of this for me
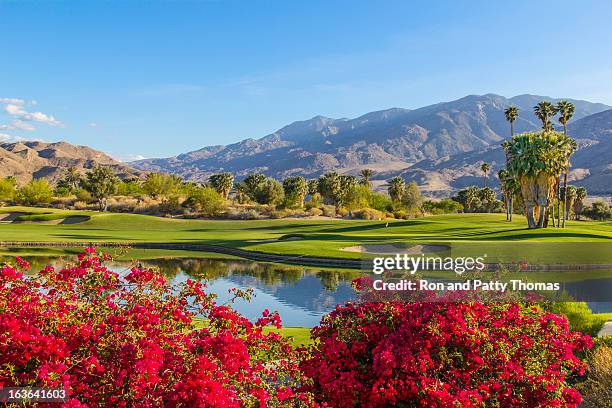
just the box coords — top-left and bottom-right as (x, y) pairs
(0, 249), (313, 407)
(300, 300), (591, 408)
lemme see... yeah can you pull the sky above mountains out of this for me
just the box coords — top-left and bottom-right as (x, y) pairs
(1, 0), (611, 160)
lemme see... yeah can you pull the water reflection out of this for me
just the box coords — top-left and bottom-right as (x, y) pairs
(1, 253), (358, 327)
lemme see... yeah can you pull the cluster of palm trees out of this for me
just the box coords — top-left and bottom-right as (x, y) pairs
(500, 101), (579, 228)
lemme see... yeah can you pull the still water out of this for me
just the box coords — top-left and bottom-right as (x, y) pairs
(5, 252), (358, 327)
(2, 249), (610, 326)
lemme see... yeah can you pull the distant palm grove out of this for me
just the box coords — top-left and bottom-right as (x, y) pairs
(0, 100), (610, 222)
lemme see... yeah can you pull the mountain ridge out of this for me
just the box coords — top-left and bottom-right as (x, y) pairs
(132, 93), (612, 194)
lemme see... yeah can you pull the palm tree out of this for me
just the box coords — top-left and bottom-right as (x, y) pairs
(498, 169), (520, 222)
(505, 131), (577, 228)
(481, 162), (491, 188)
(387, 176), (405, 202)
(359, 169), (374, 188)
(504, 106), (519, 136)
(533, 101), (558, 131)
(557, 100), (575, 228)
(498, 169), (510, 221)
(563, 185), (577, 221)
(282, 176), (308, 207)
(208, 173), (234, 199)
(574, 186), (587, 220)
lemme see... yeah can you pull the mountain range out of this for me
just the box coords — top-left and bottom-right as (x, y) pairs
(0, 141), (141, 184)
(132, 94), (612, 195)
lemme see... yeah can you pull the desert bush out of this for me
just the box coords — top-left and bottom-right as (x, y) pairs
(17, 178), (53, 206)
(423, 198), (464, 214)
(75, 188), (93, 202)
(0, 250), (309, 407)
(577, 345), (612, 407)
(351, 208), (385, 220)
(186, 186), (227, 217)
(73, 200), (89, 210)
(301, 300), (592, 407)
(321, 205), (336, 217)
(583, 201), (612, 221)
(337, 208), (349, 218)
(307, 207), (323, 217)
(0, 177), (17, 203)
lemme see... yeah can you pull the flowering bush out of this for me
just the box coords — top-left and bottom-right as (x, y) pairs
(300, 300), (592, 407)
(0, 250), (311, 407)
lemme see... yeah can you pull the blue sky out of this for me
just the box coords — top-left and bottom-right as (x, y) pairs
(1, 0), (611, 160)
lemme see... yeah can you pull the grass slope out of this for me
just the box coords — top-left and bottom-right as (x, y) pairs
(0, 206), (611, 264)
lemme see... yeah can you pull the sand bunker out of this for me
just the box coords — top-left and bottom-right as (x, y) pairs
(0, 212), (30, 222)
(341, 243), (449, 254)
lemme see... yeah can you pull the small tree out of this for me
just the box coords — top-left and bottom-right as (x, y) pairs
(0, 177), (17, 203)
(187, 186), (227, 216)
(208, 173), (234, 199)
(254, 178), (284, 206)
(282, 176), (308, 208)
(401, 182), (423, 216)
(84, 166), (119, 211)
(17, 178), (52, 206)
(142, 173), (182, 201)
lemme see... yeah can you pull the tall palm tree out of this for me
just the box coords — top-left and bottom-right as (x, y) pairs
(533, 101), (557, 131)
(505, 131), (577, 228)
(498, 169), (510, 221)
(480, 162), (491, 188)
(504, 106), (519, 136)
(557, 100), (575, 228)
(359, 169), (374, 188)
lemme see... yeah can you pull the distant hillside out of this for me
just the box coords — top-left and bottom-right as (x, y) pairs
(131, 93), (611, 194)
(0, 141), (142, 184)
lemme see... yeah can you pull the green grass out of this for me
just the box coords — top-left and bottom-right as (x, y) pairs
(0, 206), (611, 265)
(191, 318), (312, 346)
(550, 302), (612, 335)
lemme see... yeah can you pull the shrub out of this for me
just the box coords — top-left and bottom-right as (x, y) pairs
(186, 186), (227, 216)
(583, 201), (612, 221)
(0, 250), (309, 407)
(423, 198), (464, 214)
(301, 300), (591, 407)
(368, 192), (393, 212)
(351, 208), (385, 220)
(17, 178), (53, 205)
(577, 345), (612, 407)
(75, 188), (93, 202)
(307, 207), (323, 217)
(0, 177), (17, 202)
(321, 205), (336, 217)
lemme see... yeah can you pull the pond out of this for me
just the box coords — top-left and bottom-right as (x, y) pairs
(1, 249), (359, 327)
(2, 248), (611, 326)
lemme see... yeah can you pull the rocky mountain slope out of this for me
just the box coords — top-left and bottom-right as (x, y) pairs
(132, 93), (611, 194)
(0, 141), (142, 184)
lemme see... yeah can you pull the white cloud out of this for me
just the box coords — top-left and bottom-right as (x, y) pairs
(0, 98), (25, 106)
(89, 122), (98, 128)
(0, 133), (12, 141)
(109, 153), (147, 162)
(1, 98), (64, 127)
(10, 120), (36, 131)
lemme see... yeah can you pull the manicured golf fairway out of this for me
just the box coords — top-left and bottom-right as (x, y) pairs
(1, 206), (611, 264)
